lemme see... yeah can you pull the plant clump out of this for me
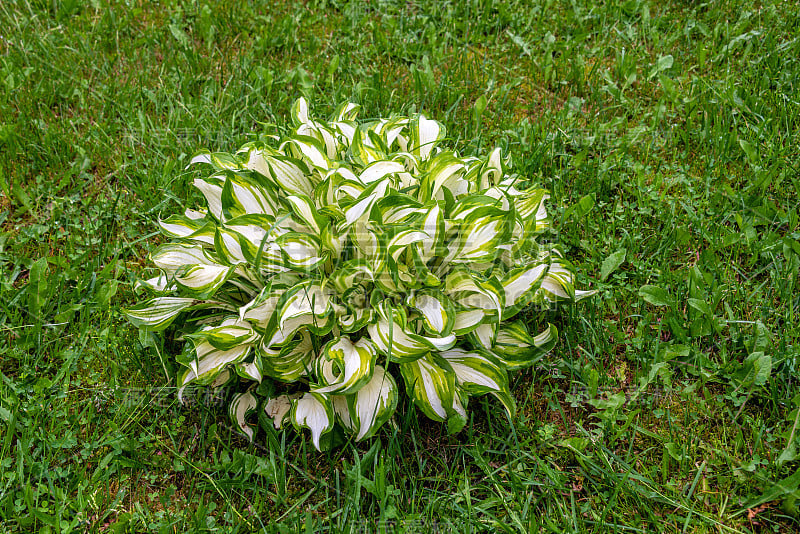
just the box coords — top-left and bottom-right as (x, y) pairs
(124, 98), (594, 449)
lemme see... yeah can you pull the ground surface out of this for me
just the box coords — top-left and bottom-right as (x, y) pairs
(1, 0), (799, 532)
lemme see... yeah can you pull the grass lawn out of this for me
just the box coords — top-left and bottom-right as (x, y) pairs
(1, 0), (799, 532)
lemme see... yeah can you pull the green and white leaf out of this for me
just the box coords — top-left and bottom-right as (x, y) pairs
(440, 348), (515, 417)
(244, 147), (315, 197)
(421, 153), (466, 201)
(501, 263), (548, 316)
(367, 305), (456, 362)
(291, 392), (334, 451)
(452, 307), (486, 335)
(466, 322), (496, 350)
(537, 262), (575, 301)
(334, 365), (398, 441)
(134, 274), (174, 294)
(150, 243), (219, 274)
(239, 286), (286, 328)
(276, 282), (334, 331)
(417, 202), (444, 261)
(338, 305), (374, 333)
(193, 177), (225, 221)
(181, 337), (252, 385)
(399, 352), (456, 422)
(493, 322), (558, 369)
(285, 194), (327, 235)
(221, 172), (279, 218)
(187, 320), (258, 351)
(174, 263), (233, 297)
(447, 386), (469, 434)
(444, 269), (505, 318)
(446, 209), (511, 264)
(158, 214), (215, 245)
(189, 151), (244, 171)
(214, 227), (249, 265)
(258, 328), (316, 381)
(409, 115), (445, 161)
(229, 391), (259, 441)
(267, 312), (335, 347)
(178, 367), (232, 404)
(282, 136), (331, 170)
(359, 160), (405, 184)
(313, 336), (377, 394)
(236, 359), (262, 383)
(276, 232), (326, 270)
(406, 291), (456, 336)
(123, 297), (196, 331)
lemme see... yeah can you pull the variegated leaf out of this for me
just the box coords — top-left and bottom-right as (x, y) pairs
(134, 274), (174, 294)
(174, 263), (233, 297)
(281, 135), (331, 171)
(409, 115), (445, 161)
(123, 297), (196, 331)
(266, 312), (335, 347)
(150, 243), (219, 275)
(387, 229), (429, 263)
(447, 386), (469, 434)
(466, 322), (496, 351)
(341, 180), (390, 230)
(243, 146), (316, 196)
(334, 101), (360, 122)
(367, 303), (456, 362)
(158, 214), (215, 246)
(276, 282), (334, 331)
(444, 269), (505, 318)
(421, 153), (467, 201)
(239, 285), (287, 327)
(292, 392), (334, 451)
(452, 307), (486, 335)
(335, 364), (398, 441)
(291, 96), (310, 124)
(214, 227), (250, 265)
(446, 208), (512, 265)
(329, 260), (374, 295)
(537, 262), (596, 302)
(229, 391), (259, 441)
(276, 232), (326, 270)
(236, 357), (263, 383)
(440, 348), (515, 417)
(193, 176), (225, 221)
(501, 263), (548, 316)
(258, 328), (316, 381)
(220, 171), (279, 219)
(177, 366), (232, 405)
(313, 336), (377, 394)
(359, 160), (405, 185)
(180, 338), (251, 386)
(189, 151), (243, 171)
(477, 146), (504, 189)
(399, 352), (456, 422)
(493, 322), (558, 370)
(376, 192), (423, 225)
(186, 320), (258, 351)
(337, 306), (374, 333)
(406, 290), (456, 336)
(417, 202), (444, 261)
(285, 194), (328, 235)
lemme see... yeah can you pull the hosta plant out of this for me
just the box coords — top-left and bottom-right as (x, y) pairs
(124, 98), (594, 449)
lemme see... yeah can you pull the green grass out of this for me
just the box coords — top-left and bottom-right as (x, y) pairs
(1, 0), (799, 531)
